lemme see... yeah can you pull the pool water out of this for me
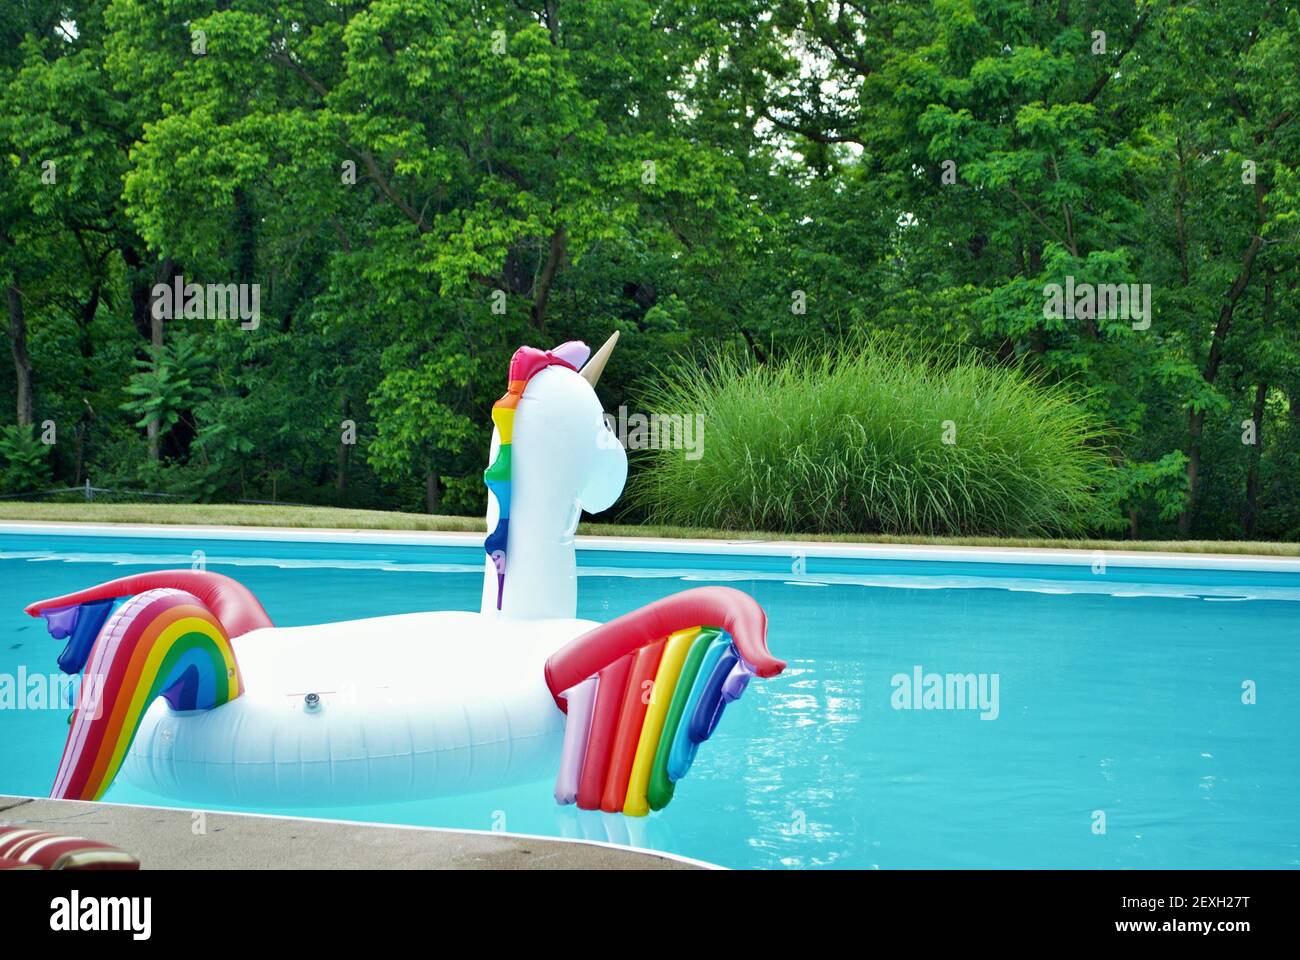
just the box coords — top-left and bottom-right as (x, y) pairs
(2, 531), (1297, 869)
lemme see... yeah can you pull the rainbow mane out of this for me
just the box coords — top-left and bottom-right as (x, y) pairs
(52, 588), (243, 801)
(483, 345), (579, 610)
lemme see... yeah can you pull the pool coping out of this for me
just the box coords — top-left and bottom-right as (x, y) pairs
(3, 520), (1299, 572)
(0, 794), (716, 870)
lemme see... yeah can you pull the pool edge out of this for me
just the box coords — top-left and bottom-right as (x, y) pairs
(0, 794), (717, 870)
(3, 520), (1298, 572)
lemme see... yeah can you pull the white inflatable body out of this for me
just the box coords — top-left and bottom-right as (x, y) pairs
(121, 612), (594, 806)
(117, 338), (630, 806)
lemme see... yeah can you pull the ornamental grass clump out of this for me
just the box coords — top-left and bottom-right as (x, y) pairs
(630, 344), (1111, 536)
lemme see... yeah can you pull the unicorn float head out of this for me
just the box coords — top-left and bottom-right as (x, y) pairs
(481, 332), (626, 620)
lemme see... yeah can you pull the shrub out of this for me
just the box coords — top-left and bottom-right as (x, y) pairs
(629, 342), (1114, 536)
(0, 424), (53, 495)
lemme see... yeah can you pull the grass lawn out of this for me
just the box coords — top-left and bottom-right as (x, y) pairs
(0, 501), (1296, 557)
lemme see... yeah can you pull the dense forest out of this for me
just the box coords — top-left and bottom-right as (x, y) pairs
(1, 1), (1297, 539)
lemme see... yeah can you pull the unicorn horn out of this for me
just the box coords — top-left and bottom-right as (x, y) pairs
(579, 330), (619, 387)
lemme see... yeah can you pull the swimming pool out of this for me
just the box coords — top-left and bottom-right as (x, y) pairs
(3, 525), (1298, 869)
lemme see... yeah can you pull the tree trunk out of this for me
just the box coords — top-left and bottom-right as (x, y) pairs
(336, 396), (350, 495)
(1026, 242), (1048, 355)
(425, 469), (440, 515)
(1178, 163), (1270, 534)
(1177, 231), (1264, 535)
(8, 284), (33, 428)
(1174, 139), (1191, 287)
(1243, 381), (1267, 537)
(146, 258), (172, 462)
(74, 418), (88, 486)
(74, 283), (101, 483)
(1179, 410), (1205, 536)
(530, 225), (566, 334)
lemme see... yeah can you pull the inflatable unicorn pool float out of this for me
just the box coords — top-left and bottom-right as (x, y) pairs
(25, 333), (785, 816)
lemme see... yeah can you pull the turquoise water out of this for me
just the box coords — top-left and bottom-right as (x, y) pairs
(2, 532), (1297, 869)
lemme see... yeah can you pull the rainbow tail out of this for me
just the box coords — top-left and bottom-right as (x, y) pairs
(545, 586), (785, 817)
(24, 572), (261, 802)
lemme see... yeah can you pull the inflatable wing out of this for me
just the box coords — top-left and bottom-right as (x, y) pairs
(546, 586), (785, 816)
(25, 571), (270, 801)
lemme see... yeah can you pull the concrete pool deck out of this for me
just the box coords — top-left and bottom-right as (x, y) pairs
(0, 796), (704, 870)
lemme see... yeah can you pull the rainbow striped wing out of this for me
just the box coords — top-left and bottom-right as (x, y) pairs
(553, 625), (759, 816)
(52, 588), (242, 801)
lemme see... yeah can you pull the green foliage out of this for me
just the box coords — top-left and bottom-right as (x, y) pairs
(121, 336), (212, 439)
(1107, 451), (1191, 524)
(0, 1), (1296, 539)
(754, 0), (1300, 539)
(0, 424), (53, 494)
(631, 342), (1112, 536)
(367, 345), (481, 491)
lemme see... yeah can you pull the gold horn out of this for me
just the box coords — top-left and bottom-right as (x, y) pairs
(579, 330), (619, 386)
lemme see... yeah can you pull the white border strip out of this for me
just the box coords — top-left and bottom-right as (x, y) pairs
(2, 521), (1298, 572)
